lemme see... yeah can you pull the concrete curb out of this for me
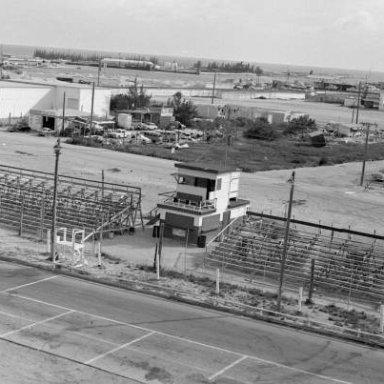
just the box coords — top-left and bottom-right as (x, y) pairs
(1, 254), (383, 349)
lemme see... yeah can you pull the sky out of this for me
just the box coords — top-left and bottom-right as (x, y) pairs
(0, 0), (383, 71)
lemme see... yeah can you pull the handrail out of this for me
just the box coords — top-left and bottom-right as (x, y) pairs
(160, 196), (216, 211)
(83, 205), (132, 242)
(206, 216), (243, 249)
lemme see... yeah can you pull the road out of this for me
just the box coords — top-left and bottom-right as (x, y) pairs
(0, 260), (382, 383)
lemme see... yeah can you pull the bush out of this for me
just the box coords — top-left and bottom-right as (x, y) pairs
(244, 117), (279, 141)
(284, 116), (316, 136)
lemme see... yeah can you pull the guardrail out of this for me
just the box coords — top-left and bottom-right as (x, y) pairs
(159, 196), (216, 212)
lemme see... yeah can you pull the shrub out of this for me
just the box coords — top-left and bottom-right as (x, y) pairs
(284, 116), (316, 136)
(244, 117), (278, 141)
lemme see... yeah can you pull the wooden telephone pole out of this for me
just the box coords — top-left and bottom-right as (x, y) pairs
(50, 138), (62, 263)
(360, 122), (377, 186)
(277, 171), (295, 312)
(89, 82), (95, 135)
(211, 72), (217, 104)
(355, 82), (362, 124)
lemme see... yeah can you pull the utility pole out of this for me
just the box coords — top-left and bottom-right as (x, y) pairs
(50, 138), (61, 263)
(61, 92), (66, 136)
(277, 171), (295, 312)
(89, 82), (95, 135)
(97, 58), (101, 86)
(360, 122), (377, 186)
(211, 71), (217, 104)
(355, 82), (362, 124)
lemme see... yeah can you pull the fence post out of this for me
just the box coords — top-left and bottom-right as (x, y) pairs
(156, 243), (160, 280)
(306, 259), (315, 305)
(216, 268), (220, 295)
(40, 195), (46, 240)
(97, 242), (102, 267)
(380, 304), (384, 334)
(46, 229), (51, 253)
(18, 194), (25, 236)
(298, 287), (303, 312)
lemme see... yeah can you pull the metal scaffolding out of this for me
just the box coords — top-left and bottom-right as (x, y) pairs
(0, 164), (143, 240)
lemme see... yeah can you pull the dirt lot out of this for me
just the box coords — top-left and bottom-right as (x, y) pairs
(1, 130), (384, 235)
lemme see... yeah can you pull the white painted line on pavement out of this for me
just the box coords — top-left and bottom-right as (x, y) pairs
(0, 275), (58, 293)
(7, 294), (80, 311)
(85, 331), (155, 365)
(0, 309), (74, 338)
(0, 309), (33, 321)
(209, 355), (248, 380)
(9, 292), (355, 384)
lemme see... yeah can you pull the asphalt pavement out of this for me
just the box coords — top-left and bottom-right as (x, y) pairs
(0, 260), (382, 384)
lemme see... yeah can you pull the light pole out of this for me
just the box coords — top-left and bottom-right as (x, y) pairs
(277, 171), (295, 312)
(50, 138), (61, 263)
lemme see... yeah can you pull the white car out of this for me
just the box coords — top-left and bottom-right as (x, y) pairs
(142, 122), (158, 130)
(107, 129), (129, 139)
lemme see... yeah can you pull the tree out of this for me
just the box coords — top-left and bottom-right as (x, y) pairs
(193, 60), (202, 74)
(285, 116), (316, 137)
(149, 56), (159, 65)
(110, 81), (151, 111)
(167, 92), (198, 126)
(255, 66), (263, 84)
(243, 117), (278, 141)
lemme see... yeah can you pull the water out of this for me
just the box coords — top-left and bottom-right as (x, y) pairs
(2, 43), (384, 83)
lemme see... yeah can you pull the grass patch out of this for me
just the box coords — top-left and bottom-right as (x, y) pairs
(67, 135), (384, 172)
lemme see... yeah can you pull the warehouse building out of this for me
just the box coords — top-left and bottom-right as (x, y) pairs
(0, 79), (113, 131)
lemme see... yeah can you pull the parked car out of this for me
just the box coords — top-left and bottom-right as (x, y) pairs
(136, 122), (158, 130)
(136, 134), (152, 144)
(174, 143), (190, 150)
(106, 129), (129, 139)
(143, 130), (162, 143)
(167, 121), (185, 130)
(39, 128), (55, 136)
(142, 122), (158, 130)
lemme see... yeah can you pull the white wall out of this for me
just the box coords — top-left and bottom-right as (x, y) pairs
(210, 173), (232, 213)
(79, 88), (112, 117)
(229, 172), (240, 199)
(55, 87), (80, 111)
(0, 86), (53, 119)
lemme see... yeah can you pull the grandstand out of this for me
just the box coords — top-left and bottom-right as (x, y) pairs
(0, 164), (143, 241)
(205, 212), (384, 303)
